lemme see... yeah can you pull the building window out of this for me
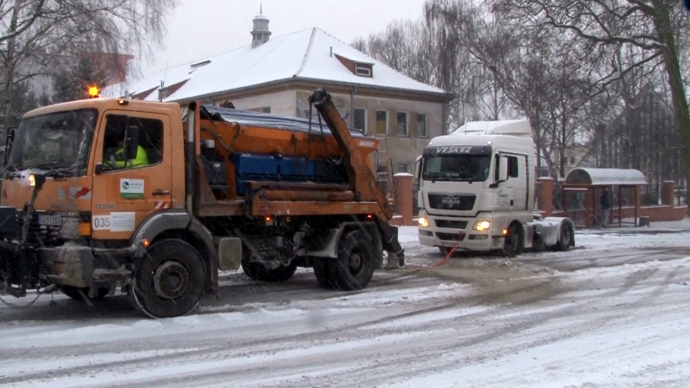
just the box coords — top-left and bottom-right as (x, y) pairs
(397, 112), (408, 137)
(376, 110), (388, 135)
(354, 108), (367, 132)
(397, 162), (408, 173)
(570, 156), (576, 165)
(417, 114), (428, 138)
(250, 107), (271, 113)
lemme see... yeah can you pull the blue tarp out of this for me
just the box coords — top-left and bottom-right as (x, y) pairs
(201, 105), (369, 138)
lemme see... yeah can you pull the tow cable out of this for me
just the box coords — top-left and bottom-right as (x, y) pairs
(391, 231), (462, 274)
(0, 284), (57, 309)
(426, 231), (463, 270)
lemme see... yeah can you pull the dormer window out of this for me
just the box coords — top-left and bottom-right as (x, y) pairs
(334, 53), (374, 78)
(355, 63), (372, 77)
(157, 79), (189, 101)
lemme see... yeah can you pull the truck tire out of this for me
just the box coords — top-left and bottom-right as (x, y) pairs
(327, 230), (376, 291)
(60, 286), (108, 300)
(128, 239), (206, 319)
(241, 260), (297, 282)
(312, 257), (334, 289)
(438, 247), (451, 255)
(555, 224), (573, 251)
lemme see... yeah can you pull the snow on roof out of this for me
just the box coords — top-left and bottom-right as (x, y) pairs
(449, 118), (532, 137)
(103, 28), (447, 102)
(565, 168), (647, 186)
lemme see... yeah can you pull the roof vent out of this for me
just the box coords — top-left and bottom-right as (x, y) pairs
(189, 59), (211, 73)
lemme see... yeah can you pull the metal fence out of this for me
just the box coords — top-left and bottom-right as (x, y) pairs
(675, 188), (687, 206)
(640, 184), (661, 206)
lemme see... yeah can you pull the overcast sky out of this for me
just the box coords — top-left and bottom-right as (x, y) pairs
(138, 0), (428, 78)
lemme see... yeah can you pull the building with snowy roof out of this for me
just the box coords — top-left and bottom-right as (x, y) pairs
(103, 10), (452, 176)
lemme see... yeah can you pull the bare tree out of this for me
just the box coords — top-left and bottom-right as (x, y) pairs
(0, 0), (178, 127)
(425, 0), (599, 177)
(499, 0), (690, 203)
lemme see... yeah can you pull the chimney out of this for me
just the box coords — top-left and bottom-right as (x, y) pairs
(251, 5), (271, 48)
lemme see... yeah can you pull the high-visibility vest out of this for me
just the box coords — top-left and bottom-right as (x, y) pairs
(110, 145), (149, 168)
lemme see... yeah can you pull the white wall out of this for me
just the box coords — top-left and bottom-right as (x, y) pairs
(226, 90), (297, 115)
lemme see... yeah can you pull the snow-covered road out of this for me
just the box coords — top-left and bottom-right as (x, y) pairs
(0, 224), (689, 387)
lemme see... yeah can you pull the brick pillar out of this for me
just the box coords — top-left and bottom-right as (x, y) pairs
(662, 181), (675, 207)
(538, 177), (554, 216)
(393, 173), (414, 226)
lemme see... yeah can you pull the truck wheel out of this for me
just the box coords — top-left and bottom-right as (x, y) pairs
(128, 239), (206, 319)
(60, 286), (108, 300)
(312, 257), (333, 289)
(327, 230), (376, 291)
(241, 260), (297, 282)
(556, 224), (573, 251)
(502, 224), (521, 258)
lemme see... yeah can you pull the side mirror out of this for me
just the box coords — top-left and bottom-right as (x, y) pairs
(4, 127), (16, 168)
(95, 163), (104, 175)
(498, 156), (509, 182)
(490, 155), (509, 188)
(123, 125), (140, 161)
(414, 155), (422, 181)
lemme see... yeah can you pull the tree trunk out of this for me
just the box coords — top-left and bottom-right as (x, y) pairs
(2, 0), (21, 131)
(651, 1), (690, 214)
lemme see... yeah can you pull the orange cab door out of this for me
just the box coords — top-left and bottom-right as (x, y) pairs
(90, 110), (172, 240)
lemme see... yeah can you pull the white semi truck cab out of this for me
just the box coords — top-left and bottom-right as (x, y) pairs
(415, 119), (574, 256)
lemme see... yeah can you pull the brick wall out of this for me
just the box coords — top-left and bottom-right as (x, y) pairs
(537, 178), (687, 226)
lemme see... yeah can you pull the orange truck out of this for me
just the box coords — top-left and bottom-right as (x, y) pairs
(0, 88), (405, 318)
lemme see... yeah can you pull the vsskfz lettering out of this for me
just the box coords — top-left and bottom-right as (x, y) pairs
(437, 146), (471, 154)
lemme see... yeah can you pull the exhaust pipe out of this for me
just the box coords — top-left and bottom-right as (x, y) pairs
(186, 102), (197, 214)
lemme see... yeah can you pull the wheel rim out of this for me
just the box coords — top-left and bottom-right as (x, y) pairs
(349, 249), (366, 277)
(152, 261), (190, 300)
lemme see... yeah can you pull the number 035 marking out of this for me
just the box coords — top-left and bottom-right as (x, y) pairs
(92, 215), (111, 230)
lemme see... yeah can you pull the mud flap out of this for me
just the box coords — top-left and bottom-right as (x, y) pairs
(374, 218), (405, 268)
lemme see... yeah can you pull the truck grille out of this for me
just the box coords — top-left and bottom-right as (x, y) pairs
(436, 232), (465, 241)
(434, 220), (468, 229)
(16, 212), (60, 245)
(428, 194), (476, 211)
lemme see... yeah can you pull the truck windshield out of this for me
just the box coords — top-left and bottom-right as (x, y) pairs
(423, 154), (492, 182)
(6, 109), (98, 177)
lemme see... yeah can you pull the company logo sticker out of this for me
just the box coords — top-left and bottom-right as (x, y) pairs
(120, 179), (144, 199)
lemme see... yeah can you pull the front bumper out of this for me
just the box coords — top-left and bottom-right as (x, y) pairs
(1, 240), (136, 293)
(419, 229), (504, 251)
(418, 215), (505, 252)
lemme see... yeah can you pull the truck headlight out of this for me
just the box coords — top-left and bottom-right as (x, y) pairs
(473, 220), (491, 231)
(418, 216), (430, 228)
(28, 173), (46, 190)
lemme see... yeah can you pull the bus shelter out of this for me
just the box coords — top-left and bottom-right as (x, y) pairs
(564, 168), (647, 228)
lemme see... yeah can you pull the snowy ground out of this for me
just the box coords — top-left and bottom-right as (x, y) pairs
(0, 220), (689, 387)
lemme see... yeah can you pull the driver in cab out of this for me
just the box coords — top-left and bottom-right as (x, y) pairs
(103, 128), (149, 168)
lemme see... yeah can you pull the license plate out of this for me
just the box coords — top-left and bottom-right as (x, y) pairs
(38, 214), (62, 226)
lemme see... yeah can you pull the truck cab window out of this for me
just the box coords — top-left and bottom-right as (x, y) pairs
(102, 114), (163, 170)
(508, 156), (519, 178)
